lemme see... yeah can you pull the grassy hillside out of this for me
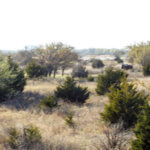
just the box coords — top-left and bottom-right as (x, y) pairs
(0, 60), (148, 149)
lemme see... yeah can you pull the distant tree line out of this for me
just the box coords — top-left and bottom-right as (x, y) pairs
(76, 48), (127, 56)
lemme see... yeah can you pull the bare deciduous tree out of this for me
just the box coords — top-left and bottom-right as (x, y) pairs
(95, 123), (132, 150)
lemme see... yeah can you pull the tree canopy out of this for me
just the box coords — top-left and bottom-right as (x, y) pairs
(35, 42), (78, 78)
(128, 41), (150, 66)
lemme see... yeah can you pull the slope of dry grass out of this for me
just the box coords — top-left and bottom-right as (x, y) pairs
(0, 61), (144, 149)
(0, 78), (110, 149)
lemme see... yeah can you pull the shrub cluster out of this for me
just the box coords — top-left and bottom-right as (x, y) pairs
(131, 104), (150, 149)
(7, 124), (80, 150)
(26, 61), (47, 78)
(92, 59), (104, 68)
(96, 67), (127, 95)
(39, 95), (58, 112)
(114, 56), (123, 63)
(55, 77), (90, 104)
(101, 80), (148, 128)
(7, 124), (42, 150)
(97, 66), (150, 147)
(0, 56), (26, 102)
(72, 65), (88, 78)
(87, 75), (94, 82)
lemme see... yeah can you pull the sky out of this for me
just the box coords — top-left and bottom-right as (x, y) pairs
(0, 0), (150, 50)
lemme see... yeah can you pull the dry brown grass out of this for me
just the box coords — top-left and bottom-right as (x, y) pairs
(0, 61), (145, 150)
(0, 78), (109, 149)
(25, 80), (58, 94)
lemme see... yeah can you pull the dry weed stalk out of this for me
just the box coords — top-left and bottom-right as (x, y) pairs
(95, 123), (131, 150)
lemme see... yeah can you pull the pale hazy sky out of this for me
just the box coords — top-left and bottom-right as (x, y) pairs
(0, 0), (150, 50)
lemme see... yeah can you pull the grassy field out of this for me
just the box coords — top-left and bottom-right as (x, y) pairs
(0, 60), (148, 149)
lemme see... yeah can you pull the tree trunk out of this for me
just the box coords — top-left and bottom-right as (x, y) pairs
(53, 69), (57, 78)
(49, 70), (52, 77)
(62, 69), (65, 76)
(47, 64), (53, 78)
